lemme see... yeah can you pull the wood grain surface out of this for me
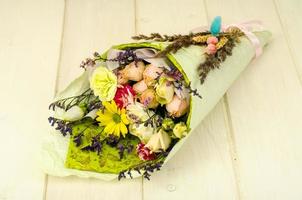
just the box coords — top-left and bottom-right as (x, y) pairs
(1, 0), (302, 199)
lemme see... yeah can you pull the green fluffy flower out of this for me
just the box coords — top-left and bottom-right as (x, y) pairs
(90, 67), (117, 101)
(162, 118), (175, 131)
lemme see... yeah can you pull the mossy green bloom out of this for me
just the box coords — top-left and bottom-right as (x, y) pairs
(162, 118), (175, 131)
(90, 66), (117, 101)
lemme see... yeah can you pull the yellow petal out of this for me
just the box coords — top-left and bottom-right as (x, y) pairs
(120, 123), (128, 137)
(110, 101), (118, 113)
(102, 101), (114, 113)
(96, 114), (112, 125)
(114, 125), (120, 137)
(121, 113), (129, 124)
(104, 122), (115, 135)
(96, 110), (103, 116)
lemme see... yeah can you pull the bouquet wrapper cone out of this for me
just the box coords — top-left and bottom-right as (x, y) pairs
(41, 31), (271, 180)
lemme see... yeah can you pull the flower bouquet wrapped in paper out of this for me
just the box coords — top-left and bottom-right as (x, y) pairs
(43, 17), (271, 180)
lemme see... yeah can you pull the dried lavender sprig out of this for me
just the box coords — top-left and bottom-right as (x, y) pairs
(186, 82), (202, 99)
(117, 143), (134, 160)
(81, 49), (142, 70)
(175, 81), (202, 100)
(48, 117), (72, 136)
(72, 126), (91, 147)
(81, 133), (103, 155)
(106, 134), (120, 147)
(73, 132), (83, 147)
(118, 152), (166, 181)
(49, 89), (97, 111)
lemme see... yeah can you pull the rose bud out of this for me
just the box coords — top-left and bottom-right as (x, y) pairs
(133, 80), (148, 94)
(129, 123), (155, 144)
(166, 95), (189, 117)
(122, 61), (145, 82)
(146, 129), (171, 152)
(205, 43), (217, 54)
(143, 64), (163, 86)
(140, 88), (159, 109)
(173, 122), (188, 138)
(155, 77), (174, 105)
(206, 36), (219, 45)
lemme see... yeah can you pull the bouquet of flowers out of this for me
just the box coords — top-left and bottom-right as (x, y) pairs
(43, 17), (271, 180)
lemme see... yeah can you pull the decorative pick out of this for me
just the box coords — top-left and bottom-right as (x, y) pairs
(210, 16), (222, 36)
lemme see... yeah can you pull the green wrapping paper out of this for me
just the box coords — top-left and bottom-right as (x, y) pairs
(41, 30), (271, 180)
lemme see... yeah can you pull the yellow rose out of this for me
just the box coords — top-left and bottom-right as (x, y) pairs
(90, 67), (117, 101)
(173, 122), (188, 138)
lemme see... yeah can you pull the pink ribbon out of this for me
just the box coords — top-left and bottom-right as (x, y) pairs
(191, 20), (264, 58)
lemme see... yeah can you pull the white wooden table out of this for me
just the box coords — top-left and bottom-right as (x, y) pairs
(1, 0), (302, 199)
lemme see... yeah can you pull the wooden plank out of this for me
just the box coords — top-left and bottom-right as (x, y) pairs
(0, 0), (64, 199)
(55, 0), (136, 91)
(45, 0), (143, 200)
(274, 0), (302, 82)
(205, 0), (302, 199)
(136, 0), (239, 199)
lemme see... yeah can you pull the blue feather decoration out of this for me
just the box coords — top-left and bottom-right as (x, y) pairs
(210, 16), (222, 36)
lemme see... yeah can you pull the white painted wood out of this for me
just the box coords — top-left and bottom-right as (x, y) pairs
(45, 0), (142, 200)
(46, 176), (142, 200)
(136, 0), (239, 199)
(274, 0), (302, 82)
(0, 0), (64, 199)
(205, 0), (302, 199)
(55, 0), (136, 92)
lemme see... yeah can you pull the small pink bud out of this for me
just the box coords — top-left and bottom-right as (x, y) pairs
(206, 36), (218, 45)
(205, 44), (217, 54)
(123, 61), (145, 82)
(117, 70), (128, 85)
(133, 80), (148, 94)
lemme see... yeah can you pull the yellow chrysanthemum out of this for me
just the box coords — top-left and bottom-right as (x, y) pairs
(96, 101), (129, 137)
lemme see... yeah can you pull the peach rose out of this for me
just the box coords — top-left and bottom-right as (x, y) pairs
(140, 89), (159, 109)
(166, 95), (189, 117)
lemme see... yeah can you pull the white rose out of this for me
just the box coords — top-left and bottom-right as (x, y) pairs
(126, 102), (154, 123)
(129, 123), (155, 143)
(146, 129), (171, 152)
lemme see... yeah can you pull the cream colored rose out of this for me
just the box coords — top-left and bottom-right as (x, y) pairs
(145, 129), (171, 152)
(156, 77), (174, 105)
(126, 102), (154, 123)
(129, 123), (155, 143)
